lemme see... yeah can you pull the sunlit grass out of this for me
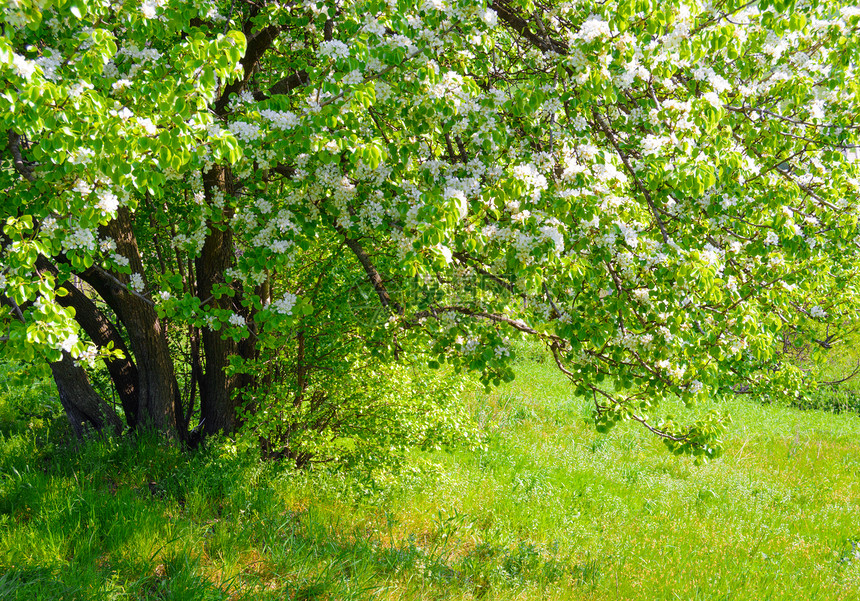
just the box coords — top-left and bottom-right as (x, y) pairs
(1, 355), (859, 599)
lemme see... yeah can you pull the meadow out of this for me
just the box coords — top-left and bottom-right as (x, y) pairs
(1, 351), (860, 600)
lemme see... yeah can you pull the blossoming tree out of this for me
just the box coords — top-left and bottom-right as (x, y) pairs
(2, 0), (859, 458)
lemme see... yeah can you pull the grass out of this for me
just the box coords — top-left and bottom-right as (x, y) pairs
(1, 356), (860, 599)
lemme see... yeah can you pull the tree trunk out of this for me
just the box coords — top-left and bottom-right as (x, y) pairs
(50, 351), (124, 438)
(196, 166), (245, 435)
(36, 256), (140, 427)
(78, 207), (179, 437)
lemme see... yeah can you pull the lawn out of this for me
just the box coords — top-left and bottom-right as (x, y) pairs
(1, 355), (859, 600)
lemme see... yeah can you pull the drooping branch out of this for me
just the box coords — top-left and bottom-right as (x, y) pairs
(725, 104), (860, 131)
(413, 305), (565, 343)
(452, 251), (516, 292)
(820, 362), (860, 386)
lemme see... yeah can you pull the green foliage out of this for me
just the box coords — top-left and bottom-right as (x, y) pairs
(242, 357), (481, 472)
(4, 0), (860, 452)
(0, 362), (63, 440)
(794, 383), (860, 415)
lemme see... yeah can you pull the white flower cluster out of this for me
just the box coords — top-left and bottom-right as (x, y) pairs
(809, 306), (827, 319)
(2, 1), (27, 28)
(618, 57), (650, 90)
(227, 121), (261, 142)
(641, 134), (672, 156)
(35, 50), (61, 81)
(68, 148), (95, 165)
(632, 288), (650, 303)
(656, 359), (686, 380)
(137, 117), (157, 135)
(112, 79), (132, 91)
(443, 187), (469, 220)
(115, 43), (163, 67)
(539, 224), (565, 253)
(96, 188), (119, 214)
(112, 253), (130, 267)
(342, 69), (363, 85)
(141, 0), (166, 20)
(63, 226), (97, 252)
(576, 15), (611, 43)
(481, 8), (498, 27)
(362, 15), (387, 37)
(11, 53), (36, 79)
(512, 163), (548, 201)
(172, 216), (208, 254)
(73, 179), (92, 195)
(269, 293), (297, 315)
(616, 221), (642, 248)
(40, 217), (58, 236)
(228, 90), (255, 111)
(692, 66), (732, 94)
(227, 312), (246, 327)
(702, 92), (722, 108)
(463, 337), (479, 353)
(593, 160), (627, 183)
(60, 332), (79, 353)
(260, 109), (299, 130)
(318, 39), (350, 60)
(129, 273), (145, 292)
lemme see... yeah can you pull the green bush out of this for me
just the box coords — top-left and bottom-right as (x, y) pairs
(793, 383), (860, 415)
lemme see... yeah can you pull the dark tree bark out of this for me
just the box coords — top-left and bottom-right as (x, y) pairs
(76, 207), (179, 437)
(196, 165), (254, 435)
(50, 351), (124, 438)
(1, 290), (122, 438)
(35, 256), (140, 427)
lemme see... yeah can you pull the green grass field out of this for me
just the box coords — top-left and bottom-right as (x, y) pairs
(1, 356), (860, 600)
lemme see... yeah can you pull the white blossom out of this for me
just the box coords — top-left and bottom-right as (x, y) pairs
(318, 40), (350, 60)
(60, 332), (79, 353)
(12, 53), (36, 79)
(96, 189), (119, 214)
(270, 293), (297, 315)
(129, 273), (145, 292)
(481, 8), (498, 27)
(577, 15), (611, 43)
(261, 109), (299, 130)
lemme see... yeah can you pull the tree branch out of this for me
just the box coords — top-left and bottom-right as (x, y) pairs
(338, 228), (403, 315)
(490, 1), (568, 54)
(214, 24), (284, 115)
(592, 109), (669, 244)
(6, 130), (36, 182)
